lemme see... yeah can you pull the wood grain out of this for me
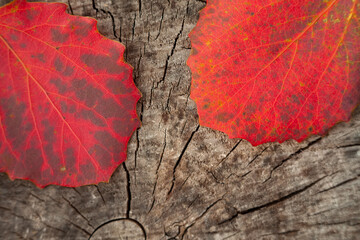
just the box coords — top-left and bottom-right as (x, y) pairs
(0, 0), (359, 239)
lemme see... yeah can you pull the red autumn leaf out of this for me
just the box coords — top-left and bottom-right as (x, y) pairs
(188, 0), (360, 145)
(0, 0), (141, 187)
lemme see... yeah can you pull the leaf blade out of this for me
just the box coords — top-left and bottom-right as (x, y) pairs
(0, 0), (141, 187)
(188, 0), (360, 145)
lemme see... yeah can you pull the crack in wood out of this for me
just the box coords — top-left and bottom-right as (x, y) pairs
(132, 13), (137, 41)
(94, 185), (105, 204)
(336, 143), (360, 149)
(156, 18), (185, 88)
(316, 175), (359, 194)
(64, 218), (92, 236)
(247, 146), (269, 166)
(90, 0), (118, 39)
(41, 222), (67, 234)
(91, 0), (98, 14)
(165, 87), (173, 111)
(155, 8), (165, 40)
(215, 140), (242, 167)
(134, 48), (143, 82)
(180, 195), (225, 239)
(72, 187), (82, 196)
(107, 10), (118, 39)
(67, 0), (74, 15)
(10, 231), (27, 240)
(263, 137), (322, 183)
(168, 125), (199, 195)
(148, 130), (167, 214)
(29, 192), (45, 202)
(62, 196), (94, 229)
(88, 218), (147, 240)
(123, 163), (132, 218)
(219, 176), (326, 225)
(134, 101), (144, 171)
(138, 0), (142, 16)
(241, 176), (325, 214)
(260, 229), (300, 237)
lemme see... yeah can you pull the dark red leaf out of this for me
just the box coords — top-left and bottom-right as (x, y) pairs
(0, 0), (141, 187)
(188, 0), (360, 145)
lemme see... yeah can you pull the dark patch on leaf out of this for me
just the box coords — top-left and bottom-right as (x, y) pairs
(24, 148), (43, 178)
(71, 20), (92, 37)
(79, 162), (96, 180)
(10, 34), (18, 41)
(0, 151), (16, 170)
(75, 82), (103, 108)
(0, 96), (27, 149)
(67, 104), (76, 114)
(94, 98), (125, 118)
(81, 49), (125, 74)
(71, 78), (87, 89)
(26, 9), (37, 20)
(64, 148), (76, 172)
(42, 120), (60, 171)
(63, 66), (74, 76)
(90, 145), (112, 168)
(80, 109), (106, 127)
(94, 131), (120, 155)
(50, 78), (67, 94)
(51, 28), (69, 43)
(280, 110), (291, 122)
(60, 101), (68, 113)
(244, 104), (257, 115)
(54, 57), (64, 72)
(42, 120), (55, 144)
(31, 53), (46, 63)
(113, 118), (139, 137)
(106, 79), (133, 95)
(291, 94), (300, 104)
(216, 112), (234, 123)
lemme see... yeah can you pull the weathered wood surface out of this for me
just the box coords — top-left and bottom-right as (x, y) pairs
(0, 0), (359, 239)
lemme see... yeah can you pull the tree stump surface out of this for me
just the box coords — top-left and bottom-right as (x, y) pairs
(0, 0), (359, 239)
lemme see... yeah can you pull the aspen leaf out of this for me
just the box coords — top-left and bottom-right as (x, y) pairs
(0, 0), (141, 187)
(188, 0), (360, 145)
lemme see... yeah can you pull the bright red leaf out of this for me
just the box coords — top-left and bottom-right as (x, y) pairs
(0, 0), (141, 187)
(188, 0), (360, 145)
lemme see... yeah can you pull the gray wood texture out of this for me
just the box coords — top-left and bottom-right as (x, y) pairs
(0, 0), (359, 239)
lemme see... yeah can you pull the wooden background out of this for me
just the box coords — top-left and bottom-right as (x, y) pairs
(0, 0), (359, 239)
